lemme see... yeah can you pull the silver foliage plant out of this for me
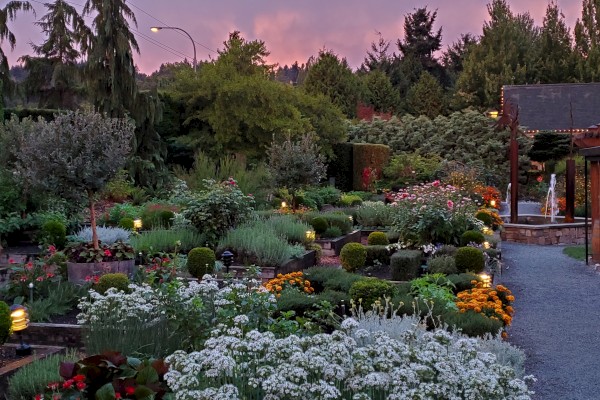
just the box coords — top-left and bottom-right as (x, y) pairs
(73, 226), (130, 245)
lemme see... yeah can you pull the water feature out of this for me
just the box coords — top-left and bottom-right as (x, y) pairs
(505, 183), (511, 212)
(543, 174), (558, 223)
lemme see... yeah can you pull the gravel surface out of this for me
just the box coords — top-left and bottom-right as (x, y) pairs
(498, 242), (600, 400)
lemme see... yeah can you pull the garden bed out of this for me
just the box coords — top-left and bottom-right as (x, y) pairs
(315, 230), (361, 256)
(225, 250), (316, 281)
(0, 344), (65, 393)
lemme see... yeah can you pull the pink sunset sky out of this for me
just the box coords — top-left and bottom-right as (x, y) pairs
(6, 0), (583, 74)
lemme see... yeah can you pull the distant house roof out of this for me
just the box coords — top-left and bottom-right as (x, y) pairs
(502, 83), (600, 133)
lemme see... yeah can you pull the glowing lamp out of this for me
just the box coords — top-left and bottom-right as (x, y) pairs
(281, 201), (287, 209)
(488, 110), (499, 119)
(348, 215), (353, 223)
(150, 27), (161, 32)
(133, 218), (143, 230)
(305, 230), (316, 242)
(490, 200), (496, 207)
(479, 273), (492, 288)
(483, 241), (491, 249)
(482, 227), (494, 235)
(10, 305), (31, 356)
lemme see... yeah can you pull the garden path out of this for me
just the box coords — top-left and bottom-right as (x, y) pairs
(499, 242), (600, 400)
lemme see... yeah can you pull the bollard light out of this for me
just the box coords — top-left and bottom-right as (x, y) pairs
(479, 273), (492, 288)
(281, 201), (287, 209)
(490, 200), (496, 208)
(133, 218), (143, 231)
(483, 241), (491, 249)
(10, 305), (31, 356)
(305, 230), (316, 242)
(221, 250), (234, 274)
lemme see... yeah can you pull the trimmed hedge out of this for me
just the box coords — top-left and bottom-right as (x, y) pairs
(367, 231), (389, 246)
(349, 278), (396, 310)
(187, 247), (216, 278)
(455, 247), (485, 273)
(365, 245), (391, 266)
(340, 243), (367, 272)
(352, 143), (390, 191)
(304, 266), (364, 293)
(390, 249), (422, 281)
(328, 142), (354, 192)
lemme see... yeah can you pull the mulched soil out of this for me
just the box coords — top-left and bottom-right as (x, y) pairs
(47, 308), (79, 325)
(0, 345), (23, 369)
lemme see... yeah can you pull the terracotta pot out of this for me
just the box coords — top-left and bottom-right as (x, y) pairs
(67, 259), (135, 284)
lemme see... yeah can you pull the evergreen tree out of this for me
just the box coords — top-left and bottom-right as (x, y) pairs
(0, 1), (33, 88)
(442, 33), (478, 86)
(406, 71), (445, 118)
(574, 0), (600, 80)
(535, 1), (575, 83)
(303, 49), (360, 118)
(361, 70), (399, 113)
(455, 0), (539, 108)
(360, 32), (393, 73)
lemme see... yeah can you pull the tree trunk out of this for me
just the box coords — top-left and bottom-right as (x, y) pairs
(88, 190), (99, 250)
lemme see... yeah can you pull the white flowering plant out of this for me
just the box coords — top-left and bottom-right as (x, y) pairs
(164, 315), (534, 400)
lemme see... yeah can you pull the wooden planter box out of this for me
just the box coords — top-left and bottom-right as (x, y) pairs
(67, 259), (135, 284)
(8, 323), (83, 350)
(278, 250), (316, 275)
(315, 230), (362, 256)
(0, 344), (65, 393)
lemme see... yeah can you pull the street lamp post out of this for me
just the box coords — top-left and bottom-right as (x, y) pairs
(150, 26), (197, 73)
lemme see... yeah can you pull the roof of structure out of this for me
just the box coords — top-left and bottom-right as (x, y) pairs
(502, 83), (600, 132)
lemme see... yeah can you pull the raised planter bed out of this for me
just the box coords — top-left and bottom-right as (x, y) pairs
(224, 250), (317, 281)
(315, 230), (362, 256)
(7, 323), (83, 350)
(0, 344), (65, 393)
(67, 259), (135, 284)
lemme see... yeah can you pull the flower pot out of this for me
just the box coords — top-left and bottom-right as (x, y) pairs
(67, 260), (135, 284)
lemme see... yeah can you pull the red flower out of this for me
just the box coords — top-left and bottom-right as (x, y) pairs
(536, 175), (543, 183)
(62, 379), (74, 389)
(125, 386), (136, 395)
(35, 394), (43, 400)
(76, 382), (86, 391)
(48, 245), (57, 254)
(432, 180), (440, 187)
(447, 200), (454, 210)
(104, 249), (112, 257)
(72, 375), (86, 382)
(115, 394), (122, 399)
(8, 258), (15, 264)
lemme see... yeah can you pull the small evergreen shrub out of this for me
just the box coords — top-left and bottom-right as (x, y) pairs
(340, 243), (367, 272)
(390, 250), (422, 281)
(447, 273), (481, 293)
(349, 278), (396, 309)
(95, 273), (130, 294)
(367, 231), (389, 246)
(475, 210), (494, 226)
(436, 244), (458, 257)
(118, 217), (134, 230)
(386, 230), (400, 243)
(304, 267), (364, 293)
(306, 243), (323, 264)
(427, 255), (458, 275)
(40, 220), (67, 248)
(365, 245), (391, 266)
(310, 217), (328, 234)
(442, 309), (504, 337)
(321, 226), (342, 238)
(0, 301), (11, 345)
(187, 247), (216, 278)
(340, 194), (363, 206)
(455, 247), (485, 273)
(460, 230), (486, 246)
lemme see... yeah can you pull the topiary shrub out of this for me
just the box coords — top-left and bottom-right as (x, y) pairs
(40, 220), (67, 248)
(340, 194), (363, 207)
(367, 231), (389, 246)
(441, 309), (504, 337)
(365, 245), (391, 266)
(310, 217), (328, 234)
(118, 217), (134, 230)
(321, 226), (342, 238)
(349, 278), (396, 310)
(95, 273), (130, 294)
(390, 250), (422, 281)
(306, 243), (323, 264)
(340, 243), (367, 272)
(460, 230), (485, 247)
(0, 301), (11, 345)
(475, 210), (494, 227)
(427, 255), (458, 275)
(455, 247), (485, 273)
(187, 247), (216, 278)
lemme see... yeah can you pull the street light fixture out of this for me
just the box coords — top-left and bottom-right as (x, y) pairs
(150, 26), (197, 73)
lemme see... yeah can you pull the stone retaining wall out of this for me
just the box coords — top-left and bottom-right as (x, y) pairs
(501, 223), (589, 245)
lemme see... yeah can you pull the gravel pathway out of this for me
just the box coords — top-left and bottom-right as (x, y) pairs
(498, 242), (600, 400)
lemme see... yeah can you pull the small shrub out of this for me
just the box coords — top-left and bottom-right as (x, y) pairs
(187, 247), (216, 278)
(349, 278), (396, 309)
(390, 250), (422, 281)
(455, 247), (485, 273)
(340, 243), (367, 272)
(386, 230), (400, 243)
(40, 220), (67, 248)
(442, 309), (504, 337)
(321, 226), (342, 238)
(130, 228), (206, 254)
(264, 215), (312, 244)
(367, 231), (389, 245)
(142, 205), (177, 229)
(447, 273), (480, 293)
(72, 226), (130, 245)
(0, 301), (11, 345)
(107, 203), (143, 225)
(303, 267), (365, 293)
(427, 255), (458, 275)
(460, 230), (485, 246)
(306, 243), (323, 264)
(340, 194), (363, 206)
(436, 244), (458, 257)
(95, 273), (130, 294)
(118, 217), (134, 230)
(475, 210), (493, 226)
(365, 245), (391, 266)
(310, 217), (328, 234)
(276, 289), (318, 315)
(102, 169), (134, 201)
